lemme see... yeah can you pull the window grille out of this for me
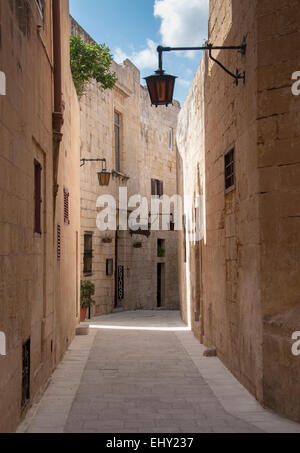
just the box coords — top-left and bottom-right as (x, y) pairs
(225, 148), (235, 191)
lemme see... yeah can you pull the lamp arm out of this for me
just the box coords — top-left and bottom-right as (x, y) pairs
(80, 158), (107, 168)
(156, 37), (246, 85)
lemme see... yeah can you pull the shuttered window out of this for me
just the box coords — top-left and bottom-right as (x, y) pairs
(34, 159), (42, 234)
(151, 179), (164, 197)
(64, 187), (70, 225)
(114, 112), (121, 171)
(57, 224), (61, 261)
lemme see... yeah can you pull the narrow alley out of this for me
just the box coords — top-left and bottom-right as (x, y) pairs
(1, 0), (300, 436)
(18, 312), (300, 434)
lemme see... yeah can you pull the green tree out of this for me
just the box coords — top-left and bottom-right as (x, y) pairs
(70, 35), (117, 98)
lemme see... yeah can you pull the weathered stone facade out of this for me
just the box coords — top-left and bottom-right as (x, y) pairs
(0, 0), (80, 432)
(71, 18), (180, 316)
(177, 0), (300, 423)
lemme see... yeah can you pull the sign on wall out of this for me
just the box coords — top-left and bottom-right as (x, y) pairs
(0, 71), (6, 96)
(0, 332), (6, 356)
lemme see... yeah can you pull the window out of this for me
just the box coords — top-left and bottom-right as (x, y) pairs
(183, 215), (187, 263)
(106, 259), (114, 276)
(151, 179), (164, 197)
(84, 232), (93, 275)
(57, 224), (61, 261)
(35, 0), (45, 18)
(64, 187), (70, 225)
(225, 148), (235, 192)
(34, 159), (42, 234)
(168, 128), (173, 151)
(114, 111), (121, 171)
(22, 339), (30, 409)
(158, 239), (166, 257)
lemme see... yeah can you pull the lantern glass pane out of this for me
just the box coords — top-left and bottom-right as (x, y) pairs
(157, 78), (167, 103)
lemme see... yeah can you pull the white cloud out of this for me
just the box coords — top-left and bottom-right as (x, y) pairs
(154, 0), (209, 48)
(113, 0), (209, 71)
(114, 39), (158, 70)
(114, 48), (128, 64)
(177, 79), (192, 88)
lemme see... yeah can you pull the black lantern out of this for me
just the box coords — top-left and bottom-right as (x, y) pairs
(81, 157), (111, 187)
(145, 71), (177, 107)
(98, 169), (111, 186)
(145, 40), (247, 107)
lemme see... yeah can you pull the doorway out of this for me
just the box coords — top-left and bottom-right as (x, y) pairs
(157, 263), (165, 308)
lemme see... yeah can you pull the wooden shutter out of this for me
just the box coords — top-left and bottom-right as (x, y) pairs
(34, 160), (42, 234)
(151, 179), (156, 196)
(57, 224), (61, 261)
(158, 180), (164, 197)
(114, 112), (120, 171)
(64, 187), (70, 224)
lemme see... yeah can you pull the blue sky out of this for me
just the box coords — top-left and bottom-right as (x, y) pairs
(70, 0), (209, 105)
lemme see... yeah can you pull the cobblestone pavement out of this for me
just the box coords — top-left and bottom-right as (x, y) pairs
(18, 311), (300, 434)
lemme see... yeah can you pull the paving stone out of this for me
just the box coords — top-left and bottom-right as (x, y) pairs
(17, 311), (300, 434)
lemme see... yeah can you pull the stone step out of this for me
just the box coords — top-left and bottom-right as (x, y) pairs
(76, 323), (90, 336)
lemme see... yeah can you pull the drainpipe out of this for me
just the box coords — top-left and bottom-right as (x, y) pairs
(52, 0), (64, 204)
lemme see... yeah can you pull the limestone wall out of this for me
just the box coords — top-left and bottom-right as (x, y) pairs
(0, 0), (80, 432)
(72, 17), (180, 315)
(177, 0), (300, 423)
(256, 0), (300, 423)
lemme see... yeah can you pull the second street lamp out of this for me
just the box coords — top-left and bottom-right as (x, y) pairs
(98, 168), (111, 186)
(80, 158), (111, 187)
(145, 38), (246, 107)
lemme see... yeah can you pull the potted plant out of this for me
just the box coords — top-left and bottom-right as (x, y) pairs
(80, 280), (95, 322)
(133, 242), (142, 249)
(158, 246), (166, 257)
(102, 236), (112, 244)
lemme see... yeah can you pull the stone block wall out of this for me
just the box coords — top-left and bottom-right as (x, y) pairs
(72, 17), (180, 316)
(0, 0), (80, 432)
(177, 0), (300, 422)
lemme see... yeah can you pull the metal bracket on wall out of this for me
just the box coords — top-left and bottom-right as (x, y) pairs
(80, 158), (107, 168)
(207, 37), (246, 86)
(157, 36), (247, 86)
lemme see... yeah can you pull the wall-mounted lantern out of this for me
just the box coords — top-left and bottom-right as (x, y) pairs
(98, 168), (111, 187)
(80, 158), (111, 187)
(145, 38), (246, 107)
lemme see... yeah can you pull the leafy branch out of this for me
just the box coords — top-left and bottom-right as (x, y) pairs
(70, 35), (117, 98)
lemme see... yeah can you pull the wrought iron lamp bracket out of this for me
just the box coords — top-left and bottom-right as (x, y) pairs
(157, 36), (247, 86)
(80, 158), (107, 168)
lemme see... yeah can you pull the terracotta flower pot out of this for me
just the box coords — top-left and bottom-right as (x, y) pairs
(80, 307), (87, 322)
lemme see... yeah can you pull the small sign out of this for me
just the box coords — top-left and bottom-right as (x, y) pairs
(0, 332), (6, 356)
(0, 71), (6, 96)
